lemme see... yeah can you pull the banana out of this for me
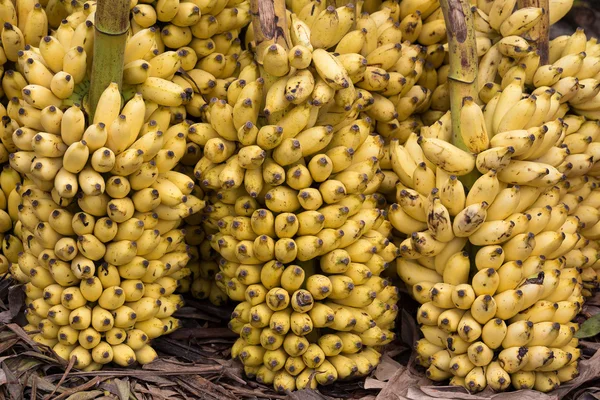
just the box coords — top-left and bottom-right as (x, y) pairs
(459, 97), (490, 153)
(312, 49), (351, 90)
(419, 136), (475, 175)
(500, 7), (544, 37)
(138, 77), (190, 107)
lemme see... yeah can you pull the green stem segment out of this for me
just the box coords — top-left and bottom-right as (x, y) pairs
(518, 0), (550, 64)
(439, 0), (480, 189)
(88, 0), (130, 121)
(250, 0), (291, 64)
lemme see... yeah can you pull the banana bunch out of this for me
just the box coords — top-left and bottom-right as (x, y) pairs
(196, 100), (400, 390)
(9, 84), (200, 370)
(0, 2), (218, 368)
(1, 171), (23, 257)
(388, 3), (600, 392)
(0, 0), (595, 394)
(394, 118), (589, 392)
(177, 2), (423, 390)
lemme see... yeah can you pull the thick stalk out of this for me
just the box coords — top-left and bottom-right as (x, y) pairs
(88, 0), (129, 121)
(250, 0), (291, 64)
(518, 0), (550, 64)
(439, 0), (480, 188)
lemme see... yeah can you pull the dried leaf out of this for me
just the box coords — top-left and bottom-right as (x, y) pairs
(4, 356), (43, 377)
(0, 338), (19, 354)
(173, 307), (221, 322)
(8, 284), (24, 317)
(374, 355), (404, 382)
(0, 310), (12, 323)
(66, 391), (104, 400)
(29, 375), (63, 393)
(2, 361), (23, 400)
(6, 324), (40, 349)
(168, 327), (238, 341)
(114, 378), (131, 400)
(135, 385), (181, 400)
(364, 378), (388, 390)
(587, 292), (600, 306)
(376, 367), (428, 400)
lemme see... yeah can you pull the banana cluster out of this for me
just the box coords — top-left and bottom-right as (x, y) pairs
(175, 2), (435, 391)
(389, 0), (600, 393)
(0, 1), (219, 371)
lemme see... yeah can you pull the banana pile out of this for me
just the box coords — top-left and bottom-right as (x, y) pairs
(0, 0), (595, 395)
(179, 0), (459, 391)
(391, 0), (600, 393)
(0, 0), (217, 371)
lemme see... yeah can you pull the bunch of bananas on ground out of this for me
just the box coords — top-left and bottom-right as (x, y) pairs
(391, 0), (600, 394)
(0, 0), (215, 371)
(178, 0), (445, 391)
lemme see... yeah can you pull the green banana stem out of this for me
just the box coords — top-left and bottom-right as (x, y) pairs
(439, 0), (480, 189)
(518, 0), (550, 64)
(88, 0), (130, 122)
(250, 0), (291, 64)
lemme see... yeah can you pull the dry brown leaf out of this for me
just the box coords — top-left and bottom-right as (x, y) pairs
(586, 292), (600, 306)
(65, 391), (104, 400)
(2, 361), (23, 399)
(6, 324), (41, 349)
(364, 378), (388, 390)
(0, 368), (6, 386)
(0, 285), (24, 323)
(29, 374), (63, 393)
(108, 378), (131, 400)
(168, 327), (239, 341)
(4, 357), (44, 379)
(374, 355), (404, 382)
(376, 366), (429, 400)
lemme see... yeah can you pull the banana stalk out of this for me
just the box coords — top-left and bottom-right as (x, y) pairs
(88, 0), (130, 121)
(518, 0), (550, 64)
(439, 0), (480, 189)
(250, 0), (292, 63)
